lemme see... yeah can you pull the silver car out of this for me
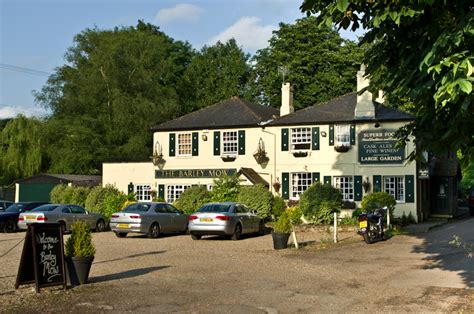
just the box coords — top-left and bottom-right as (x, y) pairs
(188, 202), (265, 240)
(18, 204), (106, 232)
(110, 202), (188, 238)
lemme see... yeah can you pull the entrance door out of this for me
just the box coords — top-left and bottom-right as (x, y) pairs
(430, 177), (452, 216)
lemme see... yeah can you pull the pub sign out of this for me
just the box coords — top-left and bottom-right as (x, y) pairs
(358, 129), (405, 164)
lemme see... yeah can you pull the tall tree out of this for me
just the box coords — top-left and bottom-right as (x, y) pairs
(253, 16), (364, 110)
(181, 39), (257, 112)
(0, 116), (43, 185)
(35, 21), (195, 173)
(300, 1), (473, 161)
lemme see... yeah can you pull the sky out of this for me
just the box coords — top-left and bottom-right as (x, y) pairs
(0, 0), (362, 120)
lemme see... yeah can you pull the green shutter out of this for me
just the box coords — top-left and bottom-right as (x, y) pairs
(324, 176), (331, 185)
(281, 128), (289, 151)
(354, 175), (363, 201)
(213, 131), (220, 156)
(373, 175), (382, 193)
(238, 130), (245, 155)
(312, 172), (320, 184)
(169, 133), (176, 157)
(158, 184), (165, 200)
(350, 124), (356, 145)
(312, 127), (320, 150)
(282, 172), (289, 200)
(329, 125), (334, 146)
(192, 132), (199, 156)
(405, 175), (415, 203)
(128, 182), (134, 194)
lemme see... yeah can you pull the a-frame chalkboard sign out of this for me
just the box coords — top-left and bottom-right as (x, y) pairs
(15, 223), (66, 292)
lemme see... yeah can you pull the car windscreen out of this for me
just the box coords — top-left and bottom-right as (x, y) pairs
(5, 205), (20, 213)
(31, 205), (59, 212)
(197, 204), (231, 213)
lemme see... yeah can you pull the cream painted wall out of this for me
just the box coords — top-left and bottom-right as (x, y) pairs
(102, 162), (155, 193)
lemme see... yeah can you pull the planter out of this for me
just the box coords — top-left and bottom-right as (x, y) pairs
(272, 232), (290, 250)
(65, 256), (94, 286)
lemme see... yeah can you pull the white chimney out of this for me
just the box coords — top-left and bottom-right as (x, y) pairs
(280, 82), (294, 116)
(355, 64), (375, 119)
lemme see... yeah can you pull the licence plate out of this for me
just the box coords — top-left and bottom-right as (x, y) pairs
(26, 216), (36, 220)
(359, 221), (367, 228)
(117, 223), (130, 228)
(200, 218), (213, 222)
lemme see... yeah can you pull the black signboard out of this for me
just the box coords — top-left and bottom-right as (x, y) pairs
(15, 223), (66, 292)
(155, 168), (237, 179)
(358, 129), (405, 164)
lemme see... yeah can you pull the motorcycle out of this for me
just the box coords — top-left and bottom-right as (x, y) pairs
(358, 206), (387, 244)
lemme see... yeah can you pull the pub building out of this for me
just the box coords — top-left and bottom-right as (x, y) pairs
(103, 67), (462, 222)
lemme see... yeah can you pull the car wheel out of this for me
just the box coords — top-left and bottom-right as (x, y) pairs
(191, 233), (202, 240)
(96, 219), (106, 232)
(148, 223), (160, 239)
(4, 220), (16, 233)
(115, 232), (127, 238)
(258, 220), (265, 236)
(231, 224), (242, 241)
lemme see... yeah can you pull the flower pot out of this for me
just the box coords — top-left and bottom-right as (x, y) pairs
(272, 232), (290, 250)
(65, 256), (94, 286)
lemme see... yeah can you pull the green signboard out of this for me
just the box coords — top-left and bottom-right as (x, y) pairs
(358, 130), (405, 164)
(155, 168), (237, 179)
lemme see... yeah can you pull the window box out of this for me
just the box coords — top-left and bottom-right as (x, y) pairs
(292, 151), (308, 157)
(221, 155), (237, 162)
(334, 145), (350, 153)
(342, 201), (356, 209)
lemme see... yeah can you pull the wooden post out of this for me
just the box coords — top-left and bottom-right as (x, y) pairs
(387, 209), (391, 230)
(292, 227), (299, 249)
(333, 212), (338, 243)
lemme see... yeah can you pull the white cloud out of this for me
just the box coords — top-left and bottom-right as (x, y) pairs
(0, 106), (48, 119)
(206, 17), (274, 52)
(154, 4), (203, 25)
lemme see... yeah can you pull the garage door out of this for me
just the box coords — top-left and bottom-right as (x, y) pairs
(18, 183), (57, 202)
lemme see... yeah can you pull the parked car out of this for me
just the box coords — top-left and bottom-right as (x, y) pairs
(18, 204), (106, 232)
(188, 202), (265, 240)
(110, 202), (188, 238)
(0, 200), (14, 212)
(0, 202), (49, 232)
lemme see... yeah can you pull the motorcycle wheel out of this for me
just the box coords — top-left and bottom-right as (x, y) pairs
(363, 233), (373, 244)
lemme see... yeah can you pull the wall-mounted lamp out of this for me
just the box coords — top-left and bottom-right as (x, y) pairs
(151, 141), (166, 170)
(201, 134), (208, 141)
(321, 131), (327, 137)
(374, 122), (381, 128)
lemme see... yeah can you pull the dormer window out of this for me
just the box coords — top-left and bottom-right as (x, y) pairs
(222, 131), (238, 155)
(291, 127), (311, 151)
(336, 125), (350, 147)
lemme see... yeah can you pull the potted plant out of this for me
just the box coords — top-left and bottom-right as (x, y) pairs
(65, 220), (96, 286)
(271, 211), (292, 250)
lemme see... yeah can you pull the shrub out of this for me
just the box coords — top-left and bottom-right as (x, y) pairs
(175, 185), (212, 214)
(85, 184), (125, 219)
(272, 196), (286, 220)
(286, 206), (302, 226)
(299, 183), (342, 224)
(50, 184), (68, 203)
(65, 220), (95, 257)
(211, 174), (240, 202)
(237, 184), (274, 219)
(340, 217), (358, 225)
(361, 192), (396, 216)
(61, 186), (75, 204)
(102, 193), (128, 219)
(70, 186), (91, 207)
(273, 211), (292, 233)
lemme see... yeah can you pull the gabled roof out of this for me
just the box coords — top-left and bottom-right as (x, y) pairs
(269, 92), (414, 126)
(152, 97), (279, 132)
(16, 173), (102, 186)
(237, 168), (269, 187)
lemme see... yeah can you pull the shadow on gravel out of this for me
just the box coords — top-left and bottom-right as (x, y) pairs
(410, 217), (474, 288)
(89, 265), (170, 283)
(93, 250), (166, 265)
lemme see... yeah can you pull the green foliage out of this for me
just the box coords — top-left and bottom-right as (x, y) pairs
(286, 206), (303, 226)
(175, 185), (212, 214)
(272, 196), (286, 219)
(400, 211), (415, 226)
(65, 220), (96, 257)
(449, 235), (473, 258)
(50, 184), (68, 203)
(253, 16), (363, 110)
(85, 184), (124, 219)
(361, 192), (396, 216)
(211, 174), (241, 202)
(273, 210), (292, 233)
(237, 184), (274, 219)
(299, 183), (342, 224)
(339, 217), (357, 225)
(70, 186), (92, 207)
(300, 1), (474, 160)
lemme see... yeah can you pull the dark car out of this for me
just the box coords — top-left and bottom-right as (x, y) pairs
(0, 202), (49, 233)
(0, 200), (14, 212)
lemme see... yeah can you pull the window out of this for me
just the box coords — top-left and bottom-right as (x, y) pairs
(335, 125), (350, 146)
(136, 184), (152, 202)
(222, 131), (238, 155)
(166, 185), (190, 202)
(177, 133), (192, 156)
(384, 176), (405, 202)
(291, 172), (313, 199)
(291, 128), (311, 151)
(334, 176), (354, 201)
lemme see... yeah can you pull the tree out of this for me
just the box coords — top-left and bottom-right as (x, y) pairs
(181, 39), (258, 112)
(300, 1), (474, 161)
(35, 21), (195, 173)
(253, 16), (364, 110)
(0, 115), (43, 185)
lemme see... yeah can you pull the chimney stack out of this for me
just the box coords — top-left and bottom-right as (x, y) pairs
(354, 64), (375, 119)
(280, 82), (294, 116)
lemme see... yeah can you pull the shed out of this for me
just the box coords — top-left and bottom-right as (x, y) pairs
(15, 174), (102, 202)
